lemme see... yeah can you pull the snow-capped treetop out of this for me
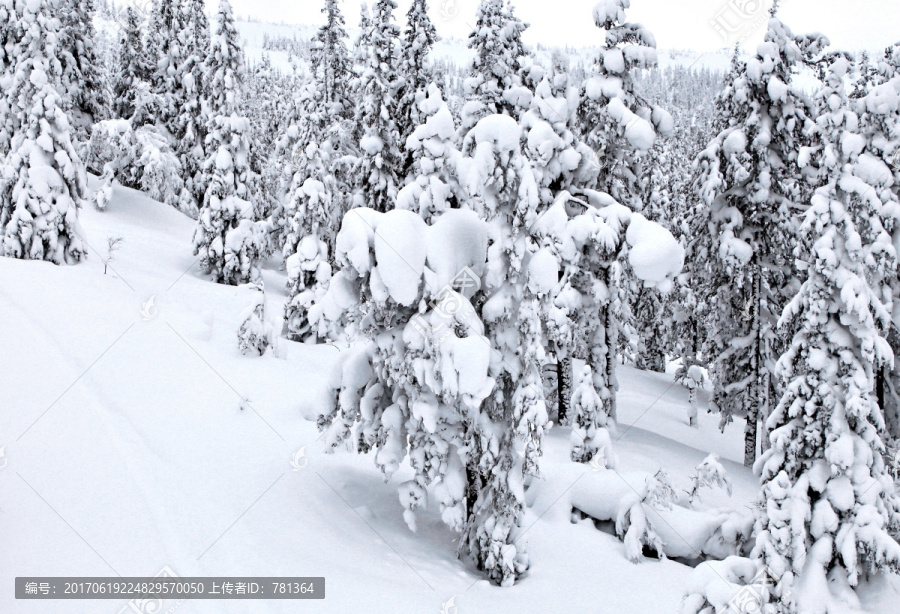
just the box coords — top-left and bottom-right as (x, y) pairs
(206, 0), (243, 117)
(462, 0), (531, 131)
(578, 0), (671, 210)
(352, 0), (403, 213)
(397, 83), (461, 222)
(532, 192), (683, 292)
(312, 0), (351, 113)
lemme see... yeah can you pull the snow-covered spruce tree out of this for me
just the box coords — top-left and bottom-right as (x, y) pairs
(0, 0), (87, 263)
(314, 112), (548, 585)
(111, 6), (153, 121)
(577, 0), (673, 212)
(532, 192), (683, 462)
(280, 0), (354, 341)
(174, 0), (210, 212)
(575, 0), (673, 400)
(281, 0), (352, 229)
(693, 14), (819, 466)
(853, 45), (900, 440)
(518, 48), (604, 424)
(352, 0), (402, 213)
(57, 0), (106, 140)
(755, 54), (900, 612)
(145, 0), (185, 131)
(0, 0), (19, 155)
(193, 0), (265, 285)
(246, 55), (292, 225)
(461, 0), (531, 133)
(315, 0), (352, 116)
(395, 82), (461, 223)
(396, 0), (438, 178)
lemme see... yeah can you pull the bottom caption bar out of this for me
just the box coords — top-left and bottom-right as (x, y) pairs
(16, 577), (325, 599)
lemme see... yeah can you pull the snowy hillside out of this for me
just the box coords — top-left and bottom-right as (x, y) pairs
(4, 0), (900, 612)
(2, 182), (897, 613)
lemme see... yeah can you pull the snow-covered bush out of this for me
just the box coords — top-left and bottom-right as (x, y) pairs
(283, 232), (332, 341)
(237, 282), (274, 356)
(676, 363), (707, 426)
(687, 454), (733, 505)
(680, 556), (774, 614)
(194, 195), (266, 285)
(573, 468), (752, 564)
(571, 469), (673, 562)
(87, 119), (193, 215)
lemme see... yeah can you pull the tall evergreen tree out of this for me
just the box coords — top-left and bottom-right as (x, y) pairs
(58, 0), (107, 139)
(396, 0), (438, 177)
(192, 0), (263, 285)
(461, 0), (530, 132)
(855, 43), (900, 440)
(145, 0), (184, 131)
(692, 12), (818, 466)
(755, 53), (900, 612)
(0, 0), (20, 155)
(1, 0), (87, 263)
(577, 0), (672, 211)
(352, 0), (402, 213)
(281, 0), (354, 340)
(112, 6), (153, 121)
(316, 0), (352, 113)
(175, 0), (211, 210)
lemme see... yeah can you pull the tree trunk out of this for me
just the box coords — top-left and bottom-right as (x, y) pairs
(746, 265), (762, 467)
(465, 461), (479, 522)
(557, 357), (571, 424)
(744, 411), (757, 467)
(604, 271), (618, 422)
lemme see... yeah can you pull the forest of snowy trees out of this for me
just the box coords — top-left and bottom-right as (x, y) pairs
(2, 0), (900, 610)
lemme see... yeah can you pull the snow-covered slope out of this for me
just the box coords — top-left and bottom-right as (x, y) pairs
(2, 187), (897, 614)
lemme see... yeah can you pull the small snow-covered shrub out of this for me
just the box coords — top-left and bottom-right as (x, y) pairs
(570, 469), (672, 562)
(675, 363), (707, 426)
(283, 234), (332, 341)
(194, 196), (267, 286)
(572, 467), (752, 563)
(224, 218), (270, 286)
(237, 282), (274, 356)
(687, 454), (733, 506)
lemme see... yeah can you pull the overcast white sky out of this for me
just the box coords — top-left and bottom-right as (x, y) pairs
(213, 0), (899, 52)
